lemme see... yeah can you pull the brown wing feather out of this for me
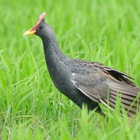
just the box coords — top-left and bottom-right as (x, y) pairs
(104, 67), (136, 87)
(71, 66), (140, 116)
(107, 82), (140, 115)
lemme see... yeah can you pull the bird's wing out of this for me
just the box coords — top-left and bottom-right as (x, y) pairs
(71, 69), (140, 116)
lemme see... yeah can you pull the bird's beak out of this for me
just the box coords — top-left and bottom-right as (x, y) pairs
(23, 29), (36, 36)
(23, 12), (46, 36)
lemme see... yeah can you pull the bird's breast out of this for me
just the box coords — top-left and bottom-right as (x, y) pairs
(47, 60), (74, 94)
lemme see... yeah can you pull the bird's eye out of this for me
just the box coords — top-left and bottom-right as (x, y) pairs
(39, 25), (43, 29)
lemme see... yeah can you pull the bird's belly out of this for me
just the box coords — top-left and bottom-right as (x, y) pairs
(50, 69), (98, 109)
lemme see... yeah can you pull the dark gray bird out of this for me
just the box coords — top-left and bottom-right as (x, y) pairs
(24, 12), (140, 117)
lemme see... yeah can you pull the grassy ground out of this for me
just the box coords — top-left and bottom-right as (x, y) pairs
(0, 0), (140, 139)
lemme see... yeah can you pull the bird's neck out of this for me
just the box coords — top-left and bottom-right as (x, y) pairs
(42, 36), (68, 79)
(42, 37), (66, 63)
(42, 37), (69, 91)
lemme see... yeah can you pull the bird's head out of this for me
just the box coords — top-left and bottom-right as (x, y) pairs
(23, 12), (54, 39)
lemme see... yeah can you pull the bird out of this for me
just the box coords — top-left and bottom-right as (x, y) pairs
(24, 12), (140, 117)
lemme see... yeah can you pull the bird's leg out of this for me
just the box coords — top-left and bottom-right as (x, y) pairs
(99, 111), (109, 123)
(99, 111), (106, 118)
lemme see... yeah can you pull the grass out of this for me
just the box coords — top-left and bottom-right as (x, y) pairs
(0, 0), (140, 139)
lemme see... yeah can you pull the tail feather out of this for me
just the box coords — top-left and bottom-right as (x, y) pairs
(101, 81), (140, 116)
(108, 82), (138, 96)
(111, 90), (137, 101)
(111, 91), (140, 107)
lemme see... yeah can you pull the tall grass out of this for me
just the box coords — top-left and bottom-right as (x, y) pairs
(0, 0), (140, 139)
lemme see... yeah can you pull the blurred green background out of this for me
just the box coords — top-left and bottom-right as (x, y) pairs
(0, 0), (140, 139)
